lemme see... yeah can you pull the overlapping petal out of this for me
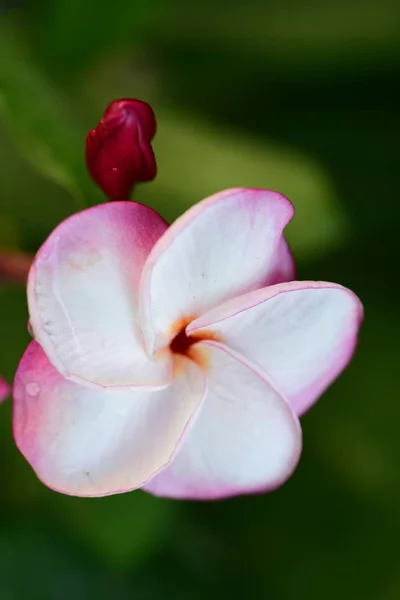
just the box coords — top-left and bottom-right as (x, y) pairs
(13, 341), (206, 497)
(145, 342), (301, 499)
(189, 282), (363, 416)
(139, 188), (294, 353)
(28, 201), (171, 388)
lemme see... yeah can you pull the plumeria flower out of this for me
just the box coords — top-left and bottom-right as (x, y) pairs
(13, 189), (362, 499)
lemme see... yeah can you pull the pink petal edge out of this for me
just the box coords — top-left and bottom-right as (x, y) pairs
(139, 188), (295, 354)
(13, 341), (206, 497)
(189, 281), (363, 417)
(27, 201), (171, 390)
(144, 341), (302, 500)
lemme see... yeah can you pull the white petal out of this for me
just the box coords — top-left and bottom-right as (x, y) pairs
(139, 188), (294, 353)
(189, 281), (363, 416)
(13, 341), (206, 497)
(28, 201), (171, 387)
(144, 342), (301, 500)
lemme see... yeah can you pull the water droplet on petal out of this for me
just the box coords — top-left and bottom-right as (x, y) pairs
(26, 383), (40, 397)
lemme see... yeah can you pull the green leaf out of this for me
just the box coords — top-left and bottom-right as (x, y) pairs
(0, 214), (21, 249)
(0, 524), (132, 599)
(0, 21), (102, 209)
(47, 490), (176, 569)
(157, 0), (400, 72)
(30, 0), (166, 77)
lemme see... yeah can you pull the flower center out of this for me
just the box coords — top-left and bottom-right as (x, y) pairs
(168, 317), (221, 371)
(170, 327), (197, 356)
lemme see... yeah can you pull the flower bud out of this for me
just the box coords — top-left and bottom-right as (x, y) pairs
(86, 99), (157, 200)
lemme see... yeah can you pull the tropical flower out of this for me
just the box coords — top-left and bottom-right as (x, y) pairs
(13, 189), (362, 499)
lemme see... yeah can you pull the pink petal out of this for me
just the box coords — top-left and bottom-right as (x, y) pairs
(265, 237), (296, 286)
(144, 342), (301, 500)
(0, 376), (10, 403)
(189, 281), (363, 416)
(139, 188), (294, 354)
(13, 341), (206, 497)
(28, 201), (171, 388)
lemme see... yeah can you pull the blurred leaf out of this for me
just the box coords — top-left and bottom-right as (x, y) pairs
(157, 0), (400, 71)
(0, 126), (79, 247)
(29, 0), (165, 77)
(306, 296), (400, 512)
(137, 110), (348, 260)
(0, 21), (102, 209)
(0, 214), (20, 249)
(0, 524), (132, 600)
(51, 491), (176, 569)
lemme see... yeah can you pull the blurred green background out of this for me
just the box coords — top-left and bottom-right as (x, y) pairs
(0, 0), (399, 598)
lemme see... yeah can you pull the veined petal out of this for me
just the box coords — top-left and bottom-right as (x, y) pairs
(140, 188), (294, 354)
(28, 201), (171, 388)
(189, 281), (363, 416)
(144, 342), (301, 500)
(13, 341), (206, 497)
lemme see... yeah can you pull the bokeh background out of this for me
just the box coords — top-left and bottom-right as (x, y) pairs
(0, 1), (399, 598)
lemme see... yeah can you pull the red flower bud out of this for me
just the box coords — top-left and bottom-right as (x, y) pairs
(86, 99), (157, 200)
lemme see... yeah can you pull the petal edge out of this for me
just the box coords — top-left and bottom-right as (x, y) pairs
(13, 341), (206, 497)
(145, 341), (302, 500)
